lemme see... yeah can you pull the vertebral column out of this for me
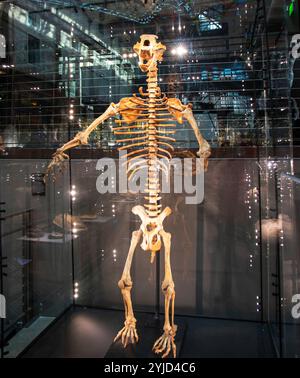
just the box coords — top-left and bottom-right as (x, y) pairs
(145, 66), (162, 218)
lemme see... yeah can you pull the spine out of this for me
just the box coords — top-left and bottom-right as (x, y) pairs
(145, 67), (162, 218)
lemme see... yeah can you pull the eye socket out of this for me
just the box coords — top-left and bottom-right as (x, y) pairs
(144, 40), (150, 47)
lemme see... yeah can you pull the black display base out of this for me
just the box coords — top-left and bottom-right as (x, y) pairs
(105, 316), (187, 359)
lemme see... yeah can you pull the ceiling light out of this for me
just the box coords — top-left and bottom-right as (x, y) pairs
(171, 46), (188, 57)
(176, 46), (188, 56)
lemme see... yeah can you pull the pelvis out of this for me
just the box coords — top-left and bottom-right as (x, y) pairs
(132, 205), (172, 255)
(141, 222), (162, 252)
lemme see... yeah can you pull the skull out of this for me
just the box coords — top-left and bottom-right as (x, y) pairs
(133, 34), (166, 73)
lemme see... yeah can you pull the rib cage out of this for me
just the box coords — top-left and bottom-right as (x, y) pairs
(112, 72), (176, 218)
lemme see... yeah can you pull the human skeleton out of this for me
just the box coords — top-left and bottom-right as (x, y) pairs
(47, 35), (211, 358)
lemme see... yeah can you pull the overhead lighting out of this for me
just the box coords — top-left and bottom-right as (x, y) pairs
(171, 45), (188, 57)
(177, 46), (187, 56)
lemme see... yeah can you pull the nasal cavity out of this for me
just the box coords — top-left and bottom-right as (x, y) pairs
(144, 40), (150, 47)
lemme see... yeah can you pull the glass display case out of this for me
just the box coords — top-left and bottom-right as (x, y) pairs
(0, 0), (299, 358)
(279, 173), (300, 358)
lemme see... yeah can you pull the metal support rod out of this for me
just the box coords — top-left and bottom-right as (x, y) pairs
(274, 171), (283, 358)
(67, 57), (76, 307)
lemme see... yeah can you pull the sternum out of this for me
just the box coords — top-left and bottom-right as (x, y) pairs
(145, 67), (162, 218)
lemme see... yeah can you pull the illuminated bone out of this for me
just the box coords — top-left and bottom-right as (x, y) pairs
(45, 103), (120, 180)
(114, 229), (142, 347)
(132, 205), (172, 263)
(153, 230), (177, 358)
(46, 35), (211, 359)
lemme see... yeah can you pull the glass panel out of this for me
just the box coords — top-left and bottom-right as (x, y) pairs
(0, 0), (297, 359)
(72, 158), (262, 320)
(0, 158), (73, 357)
(280, 172), (300, 358)
(0, 0), (292, 150)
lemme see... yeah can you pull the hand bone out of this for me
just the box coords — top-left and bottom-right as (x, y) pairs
(45, 150), (69, 181)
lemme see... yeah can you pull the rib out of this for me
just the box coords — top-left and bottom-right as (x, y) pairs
(118, 142), (148, 150)
(115, 117), (175, 124)
(124, 154), (150, 166)
(112, 125), (147, 131)
(157, 148), (173, 159)
(128, 165), (149, 181)
(116, 136), (147, 143)
(156, 135), (176, 142)
(157, 142), (175, 151)
(115, 129), (175, 136)
(114, 130), (148, 135)
(121, 148), (149, 159)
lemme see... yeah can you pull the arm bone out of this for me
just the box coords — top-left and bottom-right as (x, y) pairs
(58, 102), (120, 154)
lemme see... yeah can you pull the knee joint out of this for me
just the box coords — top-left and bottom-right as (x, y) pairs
(118, 277), (133, 291)
(162, 281), (175, 297)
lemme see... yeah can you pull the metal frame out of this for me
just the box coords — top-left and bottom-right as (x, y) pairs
(0, 201), (7, 358)
(248, 0), (285, 358)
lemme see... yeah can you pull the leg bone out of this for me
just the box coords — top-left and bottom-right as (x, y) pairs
(153, 230), (177, 358)
(114, 230), (142, 347)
